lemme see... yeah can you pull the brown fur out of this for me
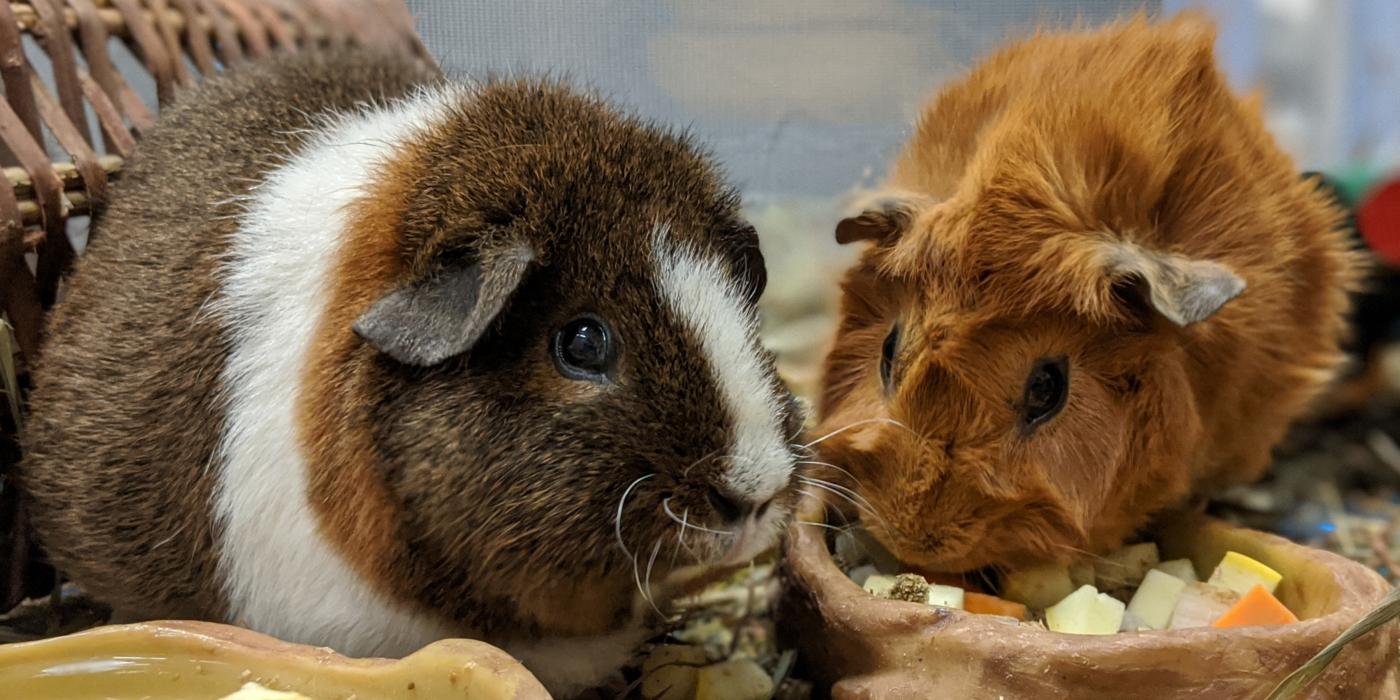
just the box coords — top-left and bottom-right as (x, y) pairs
(18, 51), (439, 619)
(20, 47), (802, 660)
(817, 14), (1360, 574)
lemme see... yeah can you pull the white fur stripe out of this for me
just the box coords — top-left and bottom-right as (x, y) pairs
(651, 225), (792, 503)
(210, 88), (462, 656)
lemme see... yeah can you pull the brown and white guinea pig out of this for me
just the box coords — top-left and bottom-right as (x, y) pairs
(815, 14), (1359, 576)
(18, 49), (801, 695)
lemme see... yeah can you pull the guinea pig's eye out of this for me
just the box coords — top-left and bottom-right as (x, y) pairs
(1021, 356), (1069, 428)
(552, 316), (613, 381)
(879, 324), (900, 390)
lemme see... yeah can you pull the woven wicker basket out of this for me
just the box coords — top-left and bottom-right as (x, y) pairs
(0, 0), (431, 618)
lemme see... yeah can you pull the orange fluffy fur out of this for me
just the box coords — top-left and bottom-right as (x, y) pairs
(816, 13), (1360, 573)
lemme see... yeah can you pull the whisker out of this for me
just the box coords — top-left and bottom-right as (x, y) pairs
(795, 520), (859, 534)
(681, 450), (720, 478)
(615, 474), (655, 560)
(1046, 540), (1110, 564)
(663, 496), (734, 536)
(798, 475), (879, 515)
(643, 538), (665, 617)
(796, 417), (914, 450)
(797, 478), (881, 523)
(796, 459), (866, 489)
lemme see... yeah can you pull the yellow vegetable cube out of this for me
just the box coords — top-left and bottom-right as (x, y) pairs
(1208, 551), (1282, 596)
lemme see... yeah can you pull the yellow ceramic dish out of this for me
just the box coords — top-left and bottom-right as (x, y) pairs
(0, 620), (550, 700)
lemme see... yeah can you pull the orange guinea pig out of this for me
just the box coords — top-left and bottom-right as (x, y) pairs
(815, 14), (1360, 574)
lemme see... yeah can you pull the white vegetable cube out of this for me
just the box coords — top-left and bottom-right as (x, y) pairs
(842, 527), (901, 573)
(1093, 592), (1127, 633)
(862, 574), (897, 598)
(1045, 585), (1125, 635)
(1154, 558), (1200, 583)
(1168, 581), (1241, 629)
(1001, 562), (1075, 610)
(847, 564), (878, 588)
(834, 529), (869, 568)
(1126, 569), (1188, 629)
(1119, 610), (1148, 632)
(1094, 542), (1160, 589)
(925, 584), (965, 609)
(1208, 551), (1282, 596)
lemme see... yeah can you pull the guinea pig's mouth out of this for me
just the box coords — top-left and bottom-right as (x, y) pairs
(654, 495), (794, 593)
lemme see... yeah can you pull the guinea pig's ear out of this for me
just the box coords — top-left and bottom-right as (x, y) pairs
(353, 242), (536, 366)
(1102, 242), (1245, 326)
(835, 190), (931, 245)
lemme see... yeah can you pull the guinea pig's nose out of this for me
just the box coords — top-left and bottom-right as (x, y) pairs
(707, 486), (752, 522)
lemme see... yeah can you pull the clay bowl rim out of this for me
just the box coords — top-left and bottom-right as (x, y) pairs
(785, 510), (1394, 655)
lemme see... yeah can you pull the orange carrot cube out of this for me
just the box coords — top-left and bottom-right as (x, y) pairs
(1211, 584), (1298, 628)
(964, 592), (1029, 620)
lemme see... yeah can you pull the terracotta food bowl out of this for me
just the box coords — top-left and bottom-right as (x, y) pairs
(0, 620), (549, 699)
(779, 511), (1398, 699)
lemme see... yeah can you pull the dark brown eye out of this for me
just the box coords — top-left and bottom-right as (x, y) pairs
(880, 324), (900, 390)
(1022, 357), (1069, 428)
(553, 316), (612, 380)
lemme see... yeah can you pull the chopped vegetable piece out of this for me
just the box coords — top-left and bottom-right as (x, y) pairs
(863, 574), (897, 598)
(1211, 585), (1298, 628)
(642, 662), (700, 700)
(642, 644), (707, 677)
(1120, 610), (1148, 632)
(833, 530), (869, 568)
(926, 584), (965, 609)
(1094, 542), (1160, 590)
(1001, 562), (1076, 610)
(1154, 558), (1200, 583)
(964, 592), (1029, 620)
(695, 659), (774, 700)
(1168, 581), (1241, 629)
(888, 574), (931, 602)
(847, 564), (878, 587)
(1209, 551), (1282, 596)
(221, 684), (309, 700)
(1126, 569), (1188, 629)
(1045, 585), (1125, 635)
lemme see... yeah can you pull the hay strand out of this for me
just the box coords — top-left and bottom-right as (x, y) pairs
(0, 315), (20, 430)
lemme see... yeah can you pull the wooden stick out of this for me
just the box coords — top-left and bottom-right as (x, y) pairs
(9, 4), (312, 43)
(5, 154), (122, 199)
